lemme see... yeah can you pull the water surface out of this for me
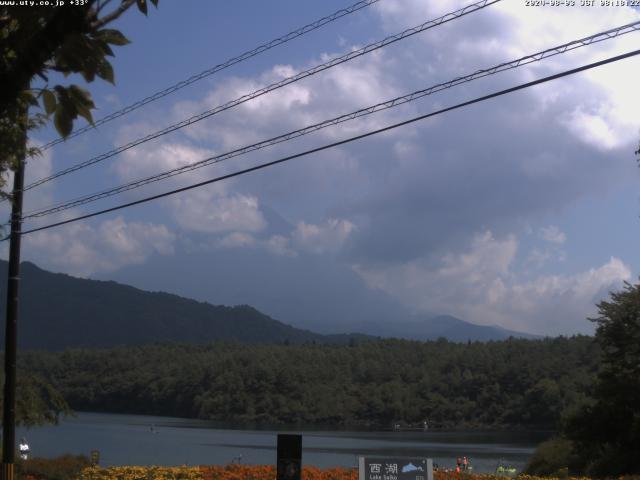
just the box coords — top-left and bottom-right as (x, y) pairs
(17, 412), (548, 473)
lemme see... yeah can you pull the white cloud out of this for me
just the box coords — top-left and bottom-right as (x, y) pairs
(526, 248), (552, 270)
(375, 0), (640, 150)
(171, 189), (267, 234)
(265, 235), (297, 257)
(292, 218), (355, 254)
(174, 44), (403, 152)
(500, 257), (632, 332)
(509, 257), (630, 311)
(1, 140), (56, 221)
(540, 225), (566, 245)
(354, 231), (631, 335)
(22, 216), (175, 277)
(111, 141), (268, 236)
(217, 232), (257, 249)
(114, 141), (214, 182)
(354, 231), (518, 311)
(439, 231), (517, 281)
(523, 227), (567, 269)
(560, 107), (619, 151)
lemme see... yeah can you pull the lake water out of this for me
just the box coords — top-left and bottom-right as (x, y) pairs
(17, 412), (549, 473)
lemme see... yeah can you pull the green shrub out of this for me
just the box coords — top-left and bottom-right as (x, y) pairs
(16, 454), (90, 480)
(524, 437), (576, 476)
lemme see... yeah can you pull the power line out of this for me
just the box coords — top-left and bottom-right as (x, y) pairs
(23, 0), (501, 193)
(38, 0), (381, 151)
(20, 19), (640, 220)
(14, 48), (640, 239)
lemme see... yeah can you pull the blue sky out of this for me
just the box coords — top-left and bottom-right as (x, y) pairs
(3, 0), (640, 336)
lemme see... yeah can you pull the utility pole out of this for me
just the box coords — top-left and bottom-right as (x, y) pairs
(2, 113), (27, 480)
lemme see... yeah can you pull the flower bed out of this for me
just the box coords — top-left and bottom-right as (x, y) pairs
(79, 465), (203, 480)
(78, 464), (356, 480)
(76, 465), (640, 480)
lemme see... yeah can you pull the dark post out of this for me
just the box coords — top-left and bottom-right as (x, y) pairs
(277, 434), (302, 480)
(90, 450), (100, 466)
(1, 149), (26, 480)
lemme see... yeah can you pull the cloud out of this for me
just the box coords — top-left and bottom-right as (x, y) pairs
(217, 232), (257, 249)
(113, 141), (215, 181)
(375, 0), (640, 148)
(540, 225), (566, 245)
(354, 231), (631, 335)
(112, 140), (268, 235)
(22, 216), (176, 277)
(508, 256), (631, 311)
(526, 227), (567, 269)
(170, 44), (404, 156)
(501, 256), (632, 333)
(265, 235), (297, 257)
(354, 231), (518, 313)
(292, 218), (356, 254)
(171, 189), (267, 234)
(560, 106), (619, 151)
(24, 2), (637, 338)
(1, 139), (56, 222)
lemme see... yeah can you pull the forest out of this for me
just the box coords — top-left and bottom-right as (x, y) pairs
(20, 335), (598, 429)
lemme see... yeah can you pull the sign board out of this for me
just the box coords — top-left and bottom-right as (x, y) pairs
(277, 434), (302, 480)
(359, 457), (433, 480)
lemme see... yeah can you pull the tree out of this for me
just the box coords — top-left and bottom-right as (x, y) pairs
(563, 281), (640, 476)
(0, 0), (158, 196)
(0, 369), (70, 427)
(0, 0), (159, 437)
(525, 437), (576, 477)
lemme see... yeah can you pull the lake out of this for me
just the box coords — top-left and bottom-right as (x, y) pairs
(17, 412), (549, 473)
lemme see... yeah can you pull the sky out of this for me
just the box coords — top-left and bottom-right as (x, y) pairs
(3, 0), (640, 336)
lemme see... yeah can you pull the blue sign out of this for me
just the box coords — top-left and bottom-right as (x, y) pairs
(359, 457), (433, 480)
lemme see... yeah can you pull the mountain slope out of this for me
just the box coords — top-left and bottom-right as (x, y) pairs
(0, 260), (537, 350)
(104, 248), (539, 341)
(0, 261), (330, 350)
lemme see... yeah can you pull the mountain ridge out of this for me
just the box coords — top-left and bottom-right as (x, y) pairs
(0, 260), (537, 350)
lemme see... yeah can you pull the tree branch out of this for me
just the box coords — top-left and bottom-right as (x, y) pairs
(91, 0), (136, 30)
(96, 0), (116, 16)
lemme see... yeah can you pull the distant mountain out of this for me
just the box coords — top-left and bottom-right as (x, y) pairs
(102, 245), (414, 338)
(0, 261), (361, 350)
(0, 260), (537, 350)
(350, 314), (540, 342)
(103, 247), (539, 342)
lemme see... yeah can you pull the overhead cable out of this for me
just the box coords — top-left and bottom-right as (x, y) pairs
(38, 0), (381, 151)
(20, 19), (640, 220)
(23, 0), (501, 192)
(13, 48), (640, 239)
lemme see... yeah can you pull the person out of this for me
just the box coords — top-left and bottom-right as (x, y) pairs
(19, 438), (29, 460)
(463, 457), (468, 471)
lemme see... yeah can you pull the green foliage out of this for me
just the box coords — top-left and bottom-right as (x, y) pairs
(20, 336), (599, 430)
(51, 85), (96, 137)
(0, 368), (70, 427)
(16, 454), (90, 480)
(0, 260), (343, 350)
(0, 0), (158, 193)
(562, 281), (640, 476)
(524, 437), (577, 476)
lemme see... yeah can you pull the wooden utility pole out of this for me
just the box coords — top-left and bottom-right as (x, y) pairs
(2, 117), (27, 480)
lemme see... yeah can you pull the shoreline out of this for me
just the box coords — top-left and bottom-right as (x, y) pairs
(66, 410), (557, 435)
